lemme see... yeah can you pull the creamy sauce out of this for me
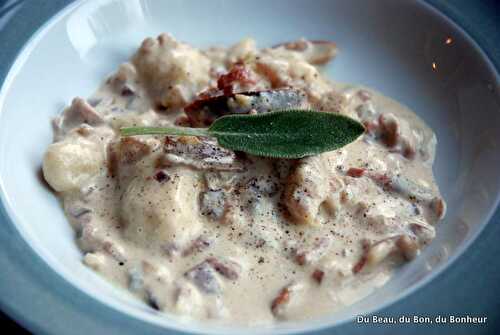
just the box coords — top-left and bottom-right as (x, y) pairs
(42, 34), (446, 324)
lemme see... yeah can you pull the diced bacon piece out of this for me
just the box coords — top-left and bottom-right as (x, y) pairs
(107, 137), (151, 178)
(271, 287), (290, 316)
(182, 236), (212, 256)
(161, 136), (245, 171)
(185, 261), (221, 294)
(378, 113), (399, 147)
(346, 167), (365, 178)
(55, 98), (103, 134)
(206, 257), (240, 280)
(120, 138), (151, 164)
(396, 235), (419, 261)
(430, 197), (446, 219)
(352, 256), (367, 274)
(216, 63), (256, 95)
(185, 88), (307, 127)
(311, 269), (325, 284)
(273, 39), (337, 65)
(353, 235), (420, 273)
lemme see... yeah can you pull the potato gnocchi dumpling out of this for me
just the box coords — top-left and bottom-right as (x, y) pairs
(121, 171), (202, 247)
(43, 136), (104, 192)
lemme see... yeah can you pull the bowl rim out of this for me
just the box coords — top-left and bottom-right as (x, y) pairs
(0, 0), (499, 334)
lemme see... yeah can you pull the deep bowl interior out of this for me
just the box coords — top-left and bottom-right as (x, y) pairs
(0, 0), (499, 334)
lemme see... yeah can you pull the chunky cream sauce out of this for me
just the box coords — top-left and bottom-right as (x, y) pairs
(42, 34), (446, 324)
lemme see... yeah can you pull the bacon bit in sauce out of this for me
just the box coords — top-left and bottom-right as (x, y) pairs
(120, 138), (151, 164)
(182, 236), (212, 256)
(378, 113), (399, 147)
(106, 144), (119, 178)
(184, 88), (306, 127)
(295, 253), (307, 266)
(162, 136), (244, 171)
(311, 269), (325, 284)
(395, 235), (419, 261)
(402, 143), (416, 160)
(346, 167), (366, 178)
(276, 39), (309, 52)
(217, 63), (256, 95)
(363, 120), (379, 135)
(339, 190), (350, 204)
(184, 261), (221, 294)
(107, 138), (152, 178)
(352, 256), (367, 274)
(271, 287), (290, 315)
(273, 39), (337, 65)
(431, 197), (446, 219)
(352, 240), (371, 274)
(370, 173), (392, 188)
(198, 87), (222, 100)
(206, 257), (240, 280)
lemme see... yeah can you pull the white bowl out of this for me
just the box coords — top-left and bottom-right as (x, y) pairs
(0, 0), (499, 334)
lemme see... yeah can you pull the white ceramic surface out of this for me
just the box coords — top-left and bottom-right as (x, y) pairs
(0, 0), (499, 334)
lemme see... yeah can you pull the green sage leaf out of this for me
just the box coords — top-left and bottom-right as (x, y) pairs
(121, 109), (365, 159)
